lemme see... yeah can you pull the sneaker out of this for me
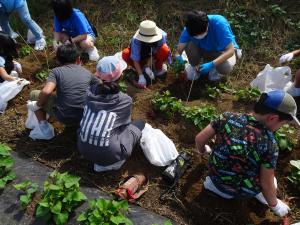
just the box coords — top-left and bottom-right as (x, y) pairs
(11, 31), (19, 39)
(208, 68), (221, 81)
(88, 46), (100, 61)
(156, 64), (168, 77)
(34, 38), (46, 51)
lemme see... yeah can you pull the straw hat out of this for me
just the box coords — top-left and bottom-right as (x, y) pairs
(133, 20), (162, 43)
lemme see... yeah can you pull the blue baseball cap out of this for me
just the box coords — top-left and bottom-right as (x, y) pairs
(262, 90), (300, 126)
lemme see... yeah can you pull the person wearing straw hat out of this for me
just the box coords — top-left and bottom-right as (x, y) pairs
(122, 20), (171, 89)
(195, 90), (299, 217)
(77, 55), (145, 172)
(175, 11), (241, 82)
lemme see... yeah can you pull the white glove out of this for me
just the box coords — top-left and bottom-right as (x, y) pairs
(279, 53), (294, 64)
(270, 199), (290, 217)
(27, 101), (41, 112)
(14, 62), (22, 74)
(138, 74), (147, 86)
(204, 145), (212, 154)
(145, 67), (155, 80)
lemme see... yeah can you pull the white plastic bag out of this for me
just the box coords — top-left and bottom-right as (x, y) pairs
(25, 108), (39, 129)
(140, 123), (179, 166)
(250, 64), (292, 92)
(0, 79), (30, 113)
(29, 121), (55, 140)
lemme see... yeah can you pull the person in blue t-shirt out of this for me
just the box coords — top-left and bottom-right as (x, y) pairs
(0, 0), (46, 50)
(51, 0), (99, 61)
(176, 11), (241, 82)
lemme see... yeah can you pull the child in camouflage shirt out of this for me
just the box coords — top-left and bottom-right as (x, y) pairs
(195, 90), (299, 217)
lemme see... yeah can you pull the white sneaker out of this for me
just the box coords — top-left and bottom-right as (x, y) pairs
(208, 68), (221, 81)
(156, 64), (168, 76)
(34, 38), (46, 51)
(11, 31), (19, 39)
(88, 46), (100, 61)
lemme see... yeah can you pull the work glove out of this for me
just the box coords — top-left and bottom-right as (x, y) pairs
(199, 61), (215, 74)
(27, 101), (41, 112)
(14, 62), (22, 74)
(175, 55), (184, 64)
(270, 199), (290, 217)
(279, 53), (293, 64)
(138, 74), (147, 88)
(145, 67), (155, 80)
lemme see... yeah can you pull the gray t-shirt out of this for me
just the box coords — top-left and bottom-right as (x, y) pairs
(77, 86), (142, 165)
(47, 64), (98, 124)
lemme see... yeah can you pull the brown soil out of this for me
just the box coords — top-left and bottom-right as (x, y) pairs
(0, 48), (299, 225)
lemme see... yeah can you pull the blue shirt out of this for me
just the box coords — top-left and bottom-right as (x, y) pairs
(0, 0), (24, 13)
(54, 8), (95, 38)
(130, 29), (167, 61)
(179, 15), (239, 51)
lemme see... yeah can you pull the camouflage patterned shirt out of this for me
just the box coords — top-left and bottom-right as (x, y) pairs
(208, 112), (279, 198)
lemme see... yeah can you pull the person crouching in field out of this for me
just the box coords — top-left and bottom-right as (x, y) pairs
(77, 56), (145, 172)
(51, 0), (99, 61)
(175, 10), (241, 82)
(0, 31), (22, 82)
(122, 20), (171, 89)
(195, 90), (299, 217)
(27, 44), (98, 139)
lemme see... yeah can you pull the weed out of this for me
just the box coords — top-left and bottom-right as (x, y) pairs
(288, 160), (300, 191)
(35, 70), (48, 82)
(172, 59), (186, 77)
(14, 180), (38, 208)
(181, 105), (217, 130)
(269, 4), (286, 16)
(203, 83), (234, 99)
(152, 91), (183, 117)
(234, 87), (261, 102)
(0, 143), (16, 189)
(119, 81), (128, 93)
(36, 171), (87, 225)
(274, 124), (297, 151)
(77, 199), (133, 225)
(19, 45), (32, 58)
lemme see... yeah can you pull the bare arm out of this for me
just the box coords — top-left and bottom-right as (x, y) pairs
(260, 166), (277, 207)
(133, 61), (143, 75)
(37, 82), (56, 107)
(292, 49), (300, 58)
(213, 43), (235, 67)
(71, 34), (88, 44)
(195, 124), (216, 154)
(0, 67), (16, 81)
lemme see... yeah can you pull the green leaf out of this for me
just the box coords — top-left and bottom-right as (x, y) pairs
(20, 195), (30, 206)
(0, 157), (14, 168)
(77, 212), (88, 222)
(290, 160), (300, 170)
(72, 191), (87, 202)
(53, 212), (69, 225)
(164, 220), (173, 225)
(51, 201), (62, 214)
(36, 205), (50, 218)
(110, 215), (133, 225)
(14, 181), (31, 190)
(64, 175), (80, 188)
(48, 184), (60, 190)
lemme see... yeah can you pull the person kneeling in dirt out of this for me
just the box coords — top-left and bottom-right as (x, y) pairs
(0, 31), (22, 82)
(175, 10), (241, 82)
(279, 49), (300, 97)
(195, 90), (299, 217)
(51, 0), (99, 61)
(122, 20), (171, 89)
(77, 55), (145, 172)
(27, 44), (98, 138)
